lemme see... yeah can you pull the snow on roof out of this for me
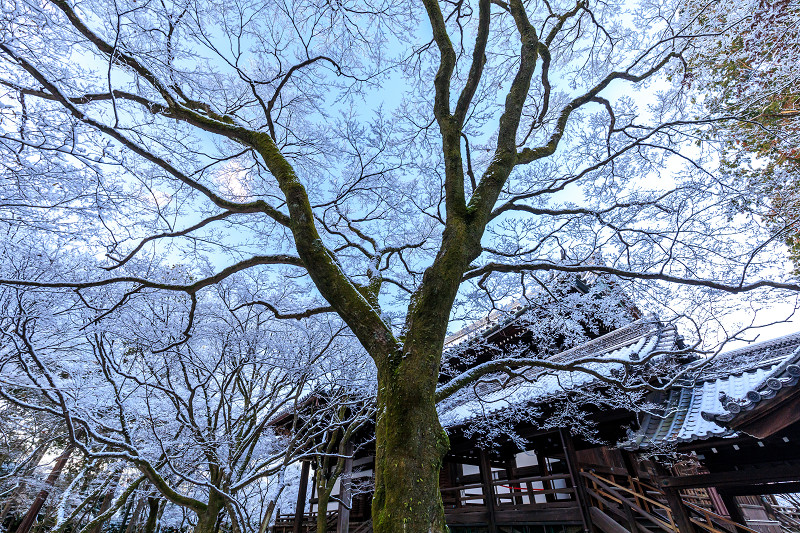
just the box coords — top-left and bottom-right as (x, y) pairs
(622, 332), (800, 450)
(704, 343), (800, 425)
(697, 330), (800, 378)
(443, 301), (529, 349)
(437, 318), (676, 429)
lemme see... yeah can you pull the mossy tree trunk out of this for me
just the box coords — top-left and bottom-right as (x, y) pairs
(143, 498), (160, 533)
(194, 493), (224, 533)
(316, 491), (332, 533)
(371, 357), (451, 533)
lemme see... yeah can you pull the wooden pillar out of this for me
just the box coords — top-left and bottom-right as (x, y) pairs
(536, 451), (554, 503)
(621, 450), (639, 478)
(505, 457), (523, 506)
(293, 461), (311, 533)
(450, 462), (463, 508)
(662, 487), (696, 533)
(336, 442), (354, 533)
(558, 428), (592, 533)
(719, 492), (747, 530)
(14, 445), (74, 533)
(478, 450), (498, 533)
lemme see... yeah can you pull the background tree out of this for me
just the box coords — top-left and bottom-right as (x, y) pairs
(683, 0), (800, 267)
(1, 0), (799, 532)
(0, 281), (373, 533)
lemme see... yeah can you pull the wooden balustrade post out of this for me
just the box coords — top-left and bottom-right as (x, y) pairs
(478, 450), (498, 533)
(622, 500), (639, 533)
(537, 451), (555, 503)
(591, 474), (604, 511)
(505, 458), (523, 506)
(662, 487), (696, 533)
(451, 462), (464, 508)
(293, 461), (311, 533)
(336, 442), (354, 533)
(559, 428), (592, 533)
(718, 492), (747, 532)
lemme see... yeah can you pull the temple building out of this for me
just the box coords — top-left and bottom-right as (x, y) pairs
(273, 313), (800, 533)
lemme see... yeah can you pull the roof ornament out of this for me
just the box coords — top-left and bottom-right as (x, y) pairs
(726, 401), (742, 414)
(701, 411), (717, 422)
(718, 391), (728, 405)
(746, 390), (762, 403)
(766, 377), (782, 390)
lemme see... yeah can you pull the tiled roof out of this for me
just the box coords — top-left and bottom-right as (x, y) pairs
(621, 332), (800, 450)
(703, 345), (800, 425)
(697, 331), (800, 378)
(444, 301), (530, 349)
(438, 318), (677, 429)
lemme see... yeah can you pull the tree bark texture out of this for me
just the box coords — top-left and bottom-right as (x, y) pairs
(371, 356), (450, 533)
(143, 498), (160, 533)
(194, 494), (224, 533)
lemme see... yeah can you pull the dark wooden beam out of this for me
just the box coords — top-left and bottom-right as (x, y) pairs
(293, 461), (311, 533)
(718, 492), (747, 527)
(336, 442), (354, 533)
(590, 507), (630, 533)
(721, 481), (800, 496)
(559, 428), (592, 533)
(660, 465), (800, 490)
(478, 449), (498, 533)
(537, 451), (555, 504)
(444, 505), (582, 526)
(505, 457), (524, 505)
(662, 487), (696, 533)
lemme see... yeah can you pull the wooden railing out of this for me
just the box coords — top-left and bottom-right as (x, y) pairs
(583, 470), (677, 533)
(682, 501), (761, 533)
(771, 504), (800, 531)
(582, 470), (761, 533)
(439, 473), (576, 508)
(272, 510), (339, 533)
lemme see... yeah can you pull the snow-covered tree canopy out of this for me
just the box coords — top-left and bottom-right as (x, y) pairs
(0, 282), (375, 533)
(682, 0), (800, 269)
(0, 0), (798, 531)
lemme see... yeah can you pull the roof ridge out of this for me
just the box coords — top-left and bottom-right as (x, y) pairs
(550, 316), (662, 363)
(714, 330), (800, 361)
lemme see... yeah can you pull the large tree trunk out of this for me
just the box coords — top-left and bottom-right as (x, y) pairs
(371, 354), (450, 533)
(316, 491), (331, 533)
(369, 224), (476, 533)
(142, 498), (160, 533)
(194, 494), (224, 533)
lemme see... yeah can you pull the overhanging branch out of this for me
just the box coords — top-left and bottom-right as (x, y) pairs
(463, 262), (800, 293)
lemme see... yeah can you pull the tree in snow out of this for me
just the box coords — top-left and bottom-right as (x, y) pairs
(683, 0), (800, 267)
(0, 281), (374, 533)
(0, 0), (799, 531)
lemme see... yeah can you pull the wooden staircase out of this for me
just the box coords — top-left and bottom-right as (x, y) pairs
(582, 470), (761, 533)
